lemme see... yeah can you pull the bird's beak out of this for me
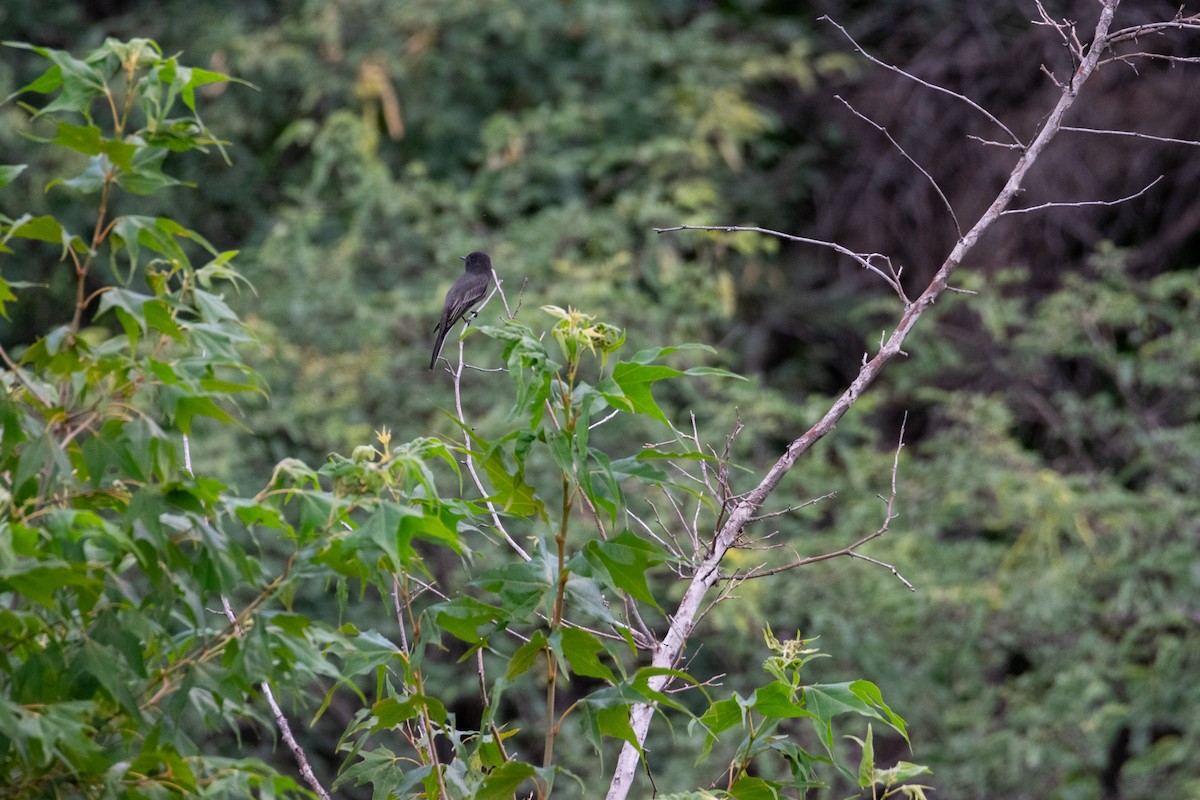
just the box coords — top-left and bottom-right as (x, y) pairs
(460, 255), (467, 262)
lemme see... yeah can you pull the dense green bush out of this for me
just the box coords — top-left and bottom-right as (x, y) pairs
(0, 38), (928, 799)
(2, 3), (1198, 798)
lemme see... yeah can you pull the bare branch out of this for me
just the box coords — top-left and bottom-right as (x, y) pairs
(1061, 125), (1200, 148)
(220, 596), (332, 800)
(737, 414), (911, 589)
(654, 224), (910, 303)
(589, 409), (621, 429)
(452, 330), (531, 562)
(1106, 13), (1200, 45)
(848, 551), (916, 591)
(834, 95), (962, 239)
(747, 492), (837, 522)
(967, 134), (1025, 150)
(1001, 174), (1164, 216)
(476, 648), (510, 763)
(489, 268), (512, 318)
(820, 14), (1025, 147)
(1103, 52), (1200, 66)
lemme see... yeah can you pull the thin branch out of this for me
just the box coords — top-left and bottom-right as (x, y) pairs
(1103, 52), (1200, 66)
(180, 432), (330, 800)
(966, 134), (1025, 150)
(451, 332), (531, 562)
(738, 414), (911, 590)
(589, 409), (621, 429)
(219, 597), (332, 800)
(747, 492), (837, 522)
(820, 15), (1025, 147)
(1106, 14), (1200, 45)
(847, 550), (915, 591)
(654, 224), (910, 303)
(0, 343), (51, 406)
(1061, 125), (1200, 147)
(835, 94), (963, 239)
(1001, 174), (1163, 215)
(476, 648), (510, 763)
(489, 268), (512, 318)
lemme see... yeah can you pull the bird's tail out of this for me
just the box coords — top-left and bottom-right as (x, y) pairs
(429, 324), (448, 370)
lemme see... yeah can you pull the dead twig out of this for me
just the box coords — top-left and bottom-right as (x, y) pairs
(1061, 125), (1200, 148)
(821, 14), (1025, 148)
(653, 224), (910, 303)
(219, 596), (333, 800)
(738, 415), (912, 591)
(1001, 174), (1164, 215)
(834, 94), (963, 240)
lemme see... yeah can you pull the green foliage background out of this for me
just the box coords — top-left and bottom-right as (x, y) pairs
(1, 1), (1198, 798)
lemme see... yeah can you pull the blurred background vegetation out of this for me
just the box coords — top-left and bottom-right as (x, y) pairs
(2, 0), (1198, 797)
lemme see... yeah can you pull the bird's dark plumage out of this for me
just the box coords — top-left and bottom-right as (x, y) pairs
(430, 251), (492, 369)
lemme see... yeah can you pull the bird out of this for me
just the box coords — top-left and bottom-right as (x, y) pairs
(429, 251), (493, 370)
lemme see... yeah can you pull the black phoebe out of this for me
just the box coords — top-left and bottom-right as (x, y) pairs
(429, 251), (493, 369)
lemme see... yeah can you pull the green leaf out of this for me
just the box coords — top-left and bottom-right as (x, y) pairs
(174, 395), (237, 433)
(578, 529), (673, 610)
(605, 361), (683, 425)
(0, 562), (98, 608)
(0, 276), (17, 319)
(179, 66), (240, 112)
(849, 679), (909, 742)
(698, 696), (744, 737)
(355, 501), (426, 571)
(5, 214), (66, 246)
(0, 164), (27, 189)
(111, 215), (202, 272)
(596, 702), (641, 751)
(54, 155), (107, 193)
(335, 746), (431, 797)
(3, 42), (106, 117)
(752, 682), (815, 720)
(630, 666), (702, 714)
(476, 553), (554, 621)
(479, 442), (545, 518)
(371, 696), (422, 729)
(802, 681), (901, 760)
(143, 298), (185, 341)
(477, 761), (538, 800)
(51, 122), (103, 155)
(729, 777), (780, 800)
(432, 597), (503, 645)
(855, 724), (875, 787)
(116, 146), (192, 195)
(557, 627), (616, 683)
(506, 630), (548, 679)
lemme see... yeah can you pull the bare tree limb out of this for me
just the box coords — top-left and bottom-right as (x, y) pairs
(747, 492), (837, 522)
(219, 596), (333, 800)
(182, 430), (331, 800)
(653, 224), (910, 302)
(834, 94), (963, 239)
(606, 3), (1126, 797)
(1062, 125), (1200, 147)
(1106, 13), (1200, 45)
(739, 416), (910, 589)
(449, 306), (532, 561)
(1001, 174), (1164, 215)
(820, 15), (1025, 147)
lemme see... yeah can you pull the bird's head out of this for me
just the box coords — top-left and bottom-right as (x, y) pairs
(462, 251), (492, 272)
